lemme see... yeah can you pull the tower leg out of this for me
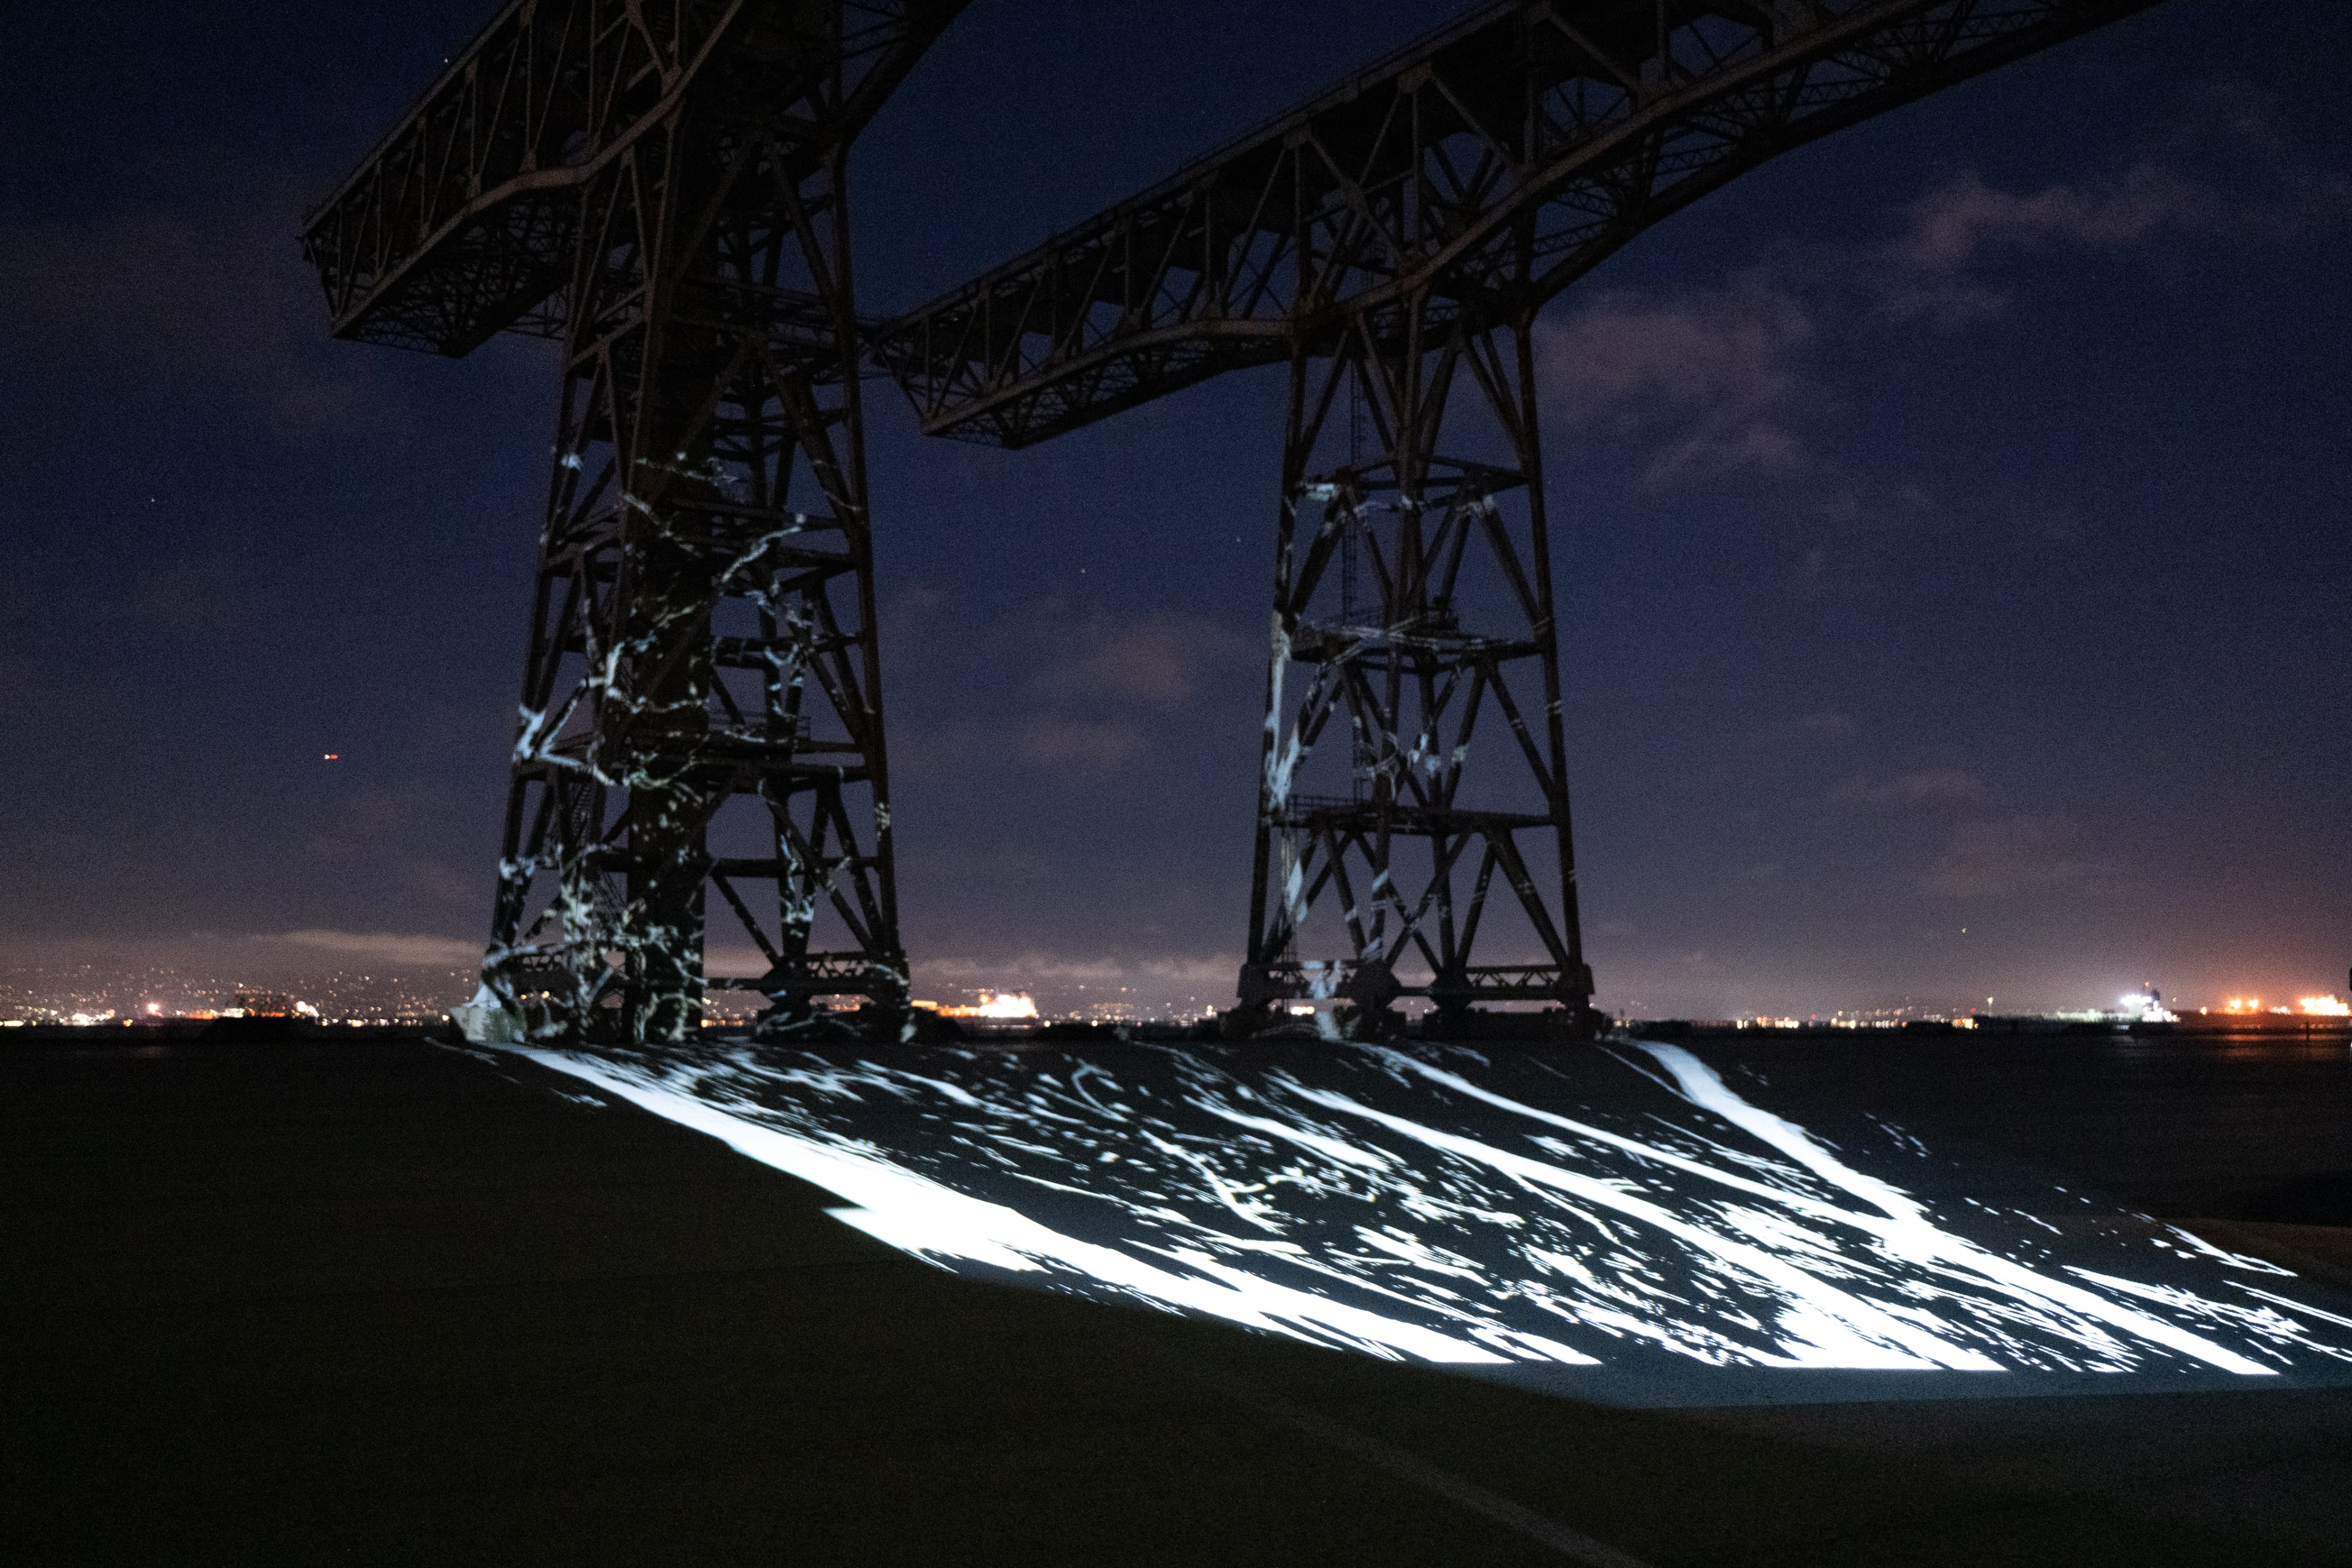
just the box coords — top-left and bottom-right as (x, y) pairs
(459, 112), (904, 1049)
(1237, 305), (1595, 1039)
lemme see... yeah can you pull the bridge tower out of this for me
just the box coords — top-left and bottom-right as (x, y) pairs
(878, 0), (2158, 1041)
(303, 2), (966, 1044)
(1242, 308), (1593, 1033)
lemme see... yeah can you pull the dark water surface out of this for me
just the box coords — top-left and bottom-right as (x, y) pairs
(1686, 1030), (2352, 1225)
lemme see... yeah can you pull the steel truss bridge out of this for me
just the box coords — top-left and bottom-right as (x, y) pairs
(305, 0), (2160, 1044)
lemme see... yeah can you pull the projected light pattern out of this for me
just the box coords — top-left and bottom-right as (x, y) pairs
(520, 1038), (2352, 1385)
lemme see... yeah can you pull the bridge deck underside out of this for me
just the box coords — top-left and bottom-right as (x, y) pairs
(874, 0), (2158, 448)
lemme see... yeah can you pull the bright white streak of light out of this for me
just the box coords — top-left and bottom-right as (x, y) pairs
(1278, 1082), (1998, 1370)
(513, 1039), (2333, 1383)
(1630, 1043), (2275, 1376)
(521, 1050), (1524, 1366)
(1372, 1044), (2273, 1376)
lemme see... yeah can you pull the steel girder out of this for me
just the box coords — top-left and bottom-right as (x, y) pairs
(873, 0), (2162, 449)
(303, 0), (963, 355)
(303, 1), (965, 1045)
(1240, 303), (1593, 1030)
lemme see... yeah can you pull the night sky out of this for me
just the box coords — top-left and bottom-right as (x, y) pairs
(4, 1), (2347, 1019)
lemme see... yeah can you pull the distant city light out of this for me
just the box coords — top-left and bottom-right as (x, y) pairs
(933, 990), (1039, 1021)
(2299, 995), (2350, 1017)
(920, 990), (1042, 1039)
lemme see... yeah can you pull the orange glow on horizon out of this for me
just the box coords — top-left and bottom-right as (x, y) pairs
(2299, 995), (2351, 1017)
(935, 990), (1040, 1020)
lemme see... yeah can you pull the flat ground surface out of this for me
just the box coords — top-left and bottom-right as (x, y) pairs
(4, 1033), (2350, 1566)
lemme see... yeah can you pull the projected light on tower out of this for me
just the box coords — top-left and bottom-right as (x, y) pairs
(307, 0), (2176, 1046)
(302, 1), (969, 1044)
(873, 0), (2171, 1038)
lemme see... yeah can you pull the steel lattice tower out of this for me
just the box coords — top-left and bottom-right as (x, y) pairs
(876, 0), (2161, 1038)
(304, 2), (965, 1044)
(1240, 309), (1591, 1028)
(310, 0), (2168, 1046)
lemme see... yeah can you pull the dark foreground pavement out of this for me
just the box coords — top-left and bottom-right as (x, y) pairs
(4, 1036), (2349, 1566)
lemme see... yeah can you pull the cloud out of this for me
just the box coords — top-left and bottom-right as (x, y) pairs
(1897, 164), (2212, 271)
(1014, 715), (1149, 774)
(1834, 768), (1988, 807)
(268, 929), (479, 967)
(1795, 710), (1855, 741)
(1536, 158), (2214, 481)
(1882, 88), (2348, 325)
(914, 950), (1243, 1012)
(1038, 610), (1254, 709)
(404, 859), (482, 907)
(1881, 164), (2214, 323)
(1537, 92), (2348, 513)
(1537, 275), (1815, 487)
(704, 947), (776, 984)
(1744, 709), (1856, 750)
(892, 604), (1251, 782)
(922, 954), (1119, 987)
(0, 194), (385, 431)
(900, 714), (1152, 776)
(1534, 276), (1926, 594)
(1921, 815), (2111, 899)
(707, 940), (1243, 1003)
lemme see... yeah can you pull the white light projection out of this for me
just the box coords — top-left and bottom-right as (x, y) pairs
(520, 1038), (2352, 1400)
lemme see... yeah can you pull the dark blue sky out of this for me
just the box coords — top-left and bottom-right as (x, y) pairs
(3, 1), (2347, 1017)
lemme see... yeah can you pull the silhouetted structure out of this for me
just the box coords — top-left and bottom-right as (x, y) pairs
(877, 0), (2158, 1033)
(304, 1), (966, 1042)
(307, 0), (2160, 1045)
